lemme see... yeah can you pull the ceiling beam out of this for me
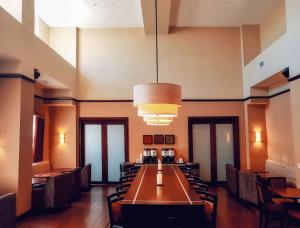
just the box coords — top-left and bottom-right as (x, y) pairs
(141, 0), (171, 34)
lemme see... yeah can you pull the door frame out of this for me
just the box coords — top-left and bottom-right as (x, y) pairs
(188, 116), (240, 183)
(79, 117), (129, 184)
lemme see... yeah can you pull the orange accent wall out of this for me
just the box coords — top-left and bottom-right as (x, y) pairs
(78, 101), (247, 169)
(247, 104), (268, 171)
(49, 106), (77, 169)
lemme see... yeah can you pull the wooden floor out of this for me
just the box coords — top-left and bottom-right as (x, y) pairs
(17, 186), (260, 228)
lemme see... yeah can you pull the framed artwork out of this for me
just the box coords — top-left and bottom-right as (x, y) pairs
(143, 135), (153, 145)
(154, 135), (164, 144)
(165, 135), (175, 144)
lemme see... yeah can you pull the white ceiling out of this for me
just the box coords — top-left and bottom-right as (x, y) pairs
(35, 0), (282, 28)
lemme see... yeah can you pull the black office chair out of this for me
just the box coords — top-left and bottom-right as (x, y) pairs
(107, 191), (127, 228)
(187, 176), (204, 184)
(116, 183), (131, 193)
(119, 176), (134, 185)
(256, 177), (285, 228)
(196, 190), (218, 228)
(189, 181), (209, 192)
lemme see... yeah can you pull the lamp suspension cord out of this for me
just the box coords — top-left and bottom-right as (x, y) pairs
(155, 0), (159, 83)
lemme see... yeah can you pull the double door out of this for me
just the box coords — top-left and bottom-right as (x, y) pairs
(188, 117), (240, 184)
(80, 118), (128, 184)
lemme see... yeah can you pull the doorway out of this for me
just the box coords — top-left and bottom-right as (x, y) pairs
(188, 117), (240, 185)
(80, 118), (129, 184)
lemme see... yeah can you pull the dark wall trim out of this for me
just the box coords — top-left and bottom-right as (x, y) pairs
(182, 99), (243, 102)
(0, 74), (35, 83)
(269, 89), (290, 98)
(288, 74), (300, 82)
(34, 89), (291, 103)
(34, 83), (292, 103)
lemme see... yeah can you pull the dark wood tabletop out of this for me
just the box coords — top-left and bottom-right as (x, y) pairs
(122, 164), (203, 205)
(33, 172), (61, 178)
(272, 187), (300, 199)
(32, 177), (48, 185)
(246, 169), (269, 174)
(258, 173), (285, 179)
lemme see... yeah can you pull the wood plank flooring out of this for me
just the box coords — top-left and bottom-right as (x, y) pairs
(17, 186), (260, 228)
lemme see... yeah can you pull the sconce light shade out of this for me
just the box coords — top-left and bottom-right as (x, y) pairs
(59, 133), (65, 144)
(255, 132), (262, 142)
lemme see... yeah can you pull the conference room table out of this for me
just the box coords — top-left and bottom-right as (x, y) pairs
(121, 164), (205, 228)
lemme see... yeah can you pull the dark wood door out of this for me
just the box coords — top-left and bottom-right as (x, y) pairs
(80, 118), (129, 184)
(188, 117), (240, 185)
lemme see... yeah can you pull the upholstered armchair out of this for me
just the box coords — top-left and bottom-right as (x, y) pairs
(0, 193), (16, 228)
(81, 164), (91, 191)
(70, 168), (81, 200)
(226, 164), (239, 196)
(44, 173), (72, 208)
(238, 170), (258, 205)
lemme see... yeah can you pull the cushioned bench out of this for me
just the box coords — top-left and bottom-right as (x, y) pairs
(0, 193), (16, 227)
(265, 159), (296, 187)
(238, 170), (258, 205)
(226, 164), (239, 196)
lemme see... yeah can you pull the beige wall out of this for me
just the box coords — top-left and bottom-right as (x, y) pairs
(260, 0), (286, 50)
(49, 106), (77, 169)
(22, 0), (34, 32)
(49, 28), (77, 67)
(289, 79), (300, 186)
(0, 8), (76, 94)
(78, 27), (243, 100)
(266, 92), (294, 164)
(78, 101), (247, 169)
(0, 78), (33, 216)
(241, 25), (261, 66)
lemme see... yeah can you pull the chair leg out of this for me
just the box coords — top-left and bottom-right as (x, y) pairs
(264, 212), (269, 228)
(259, 211), (263, 228)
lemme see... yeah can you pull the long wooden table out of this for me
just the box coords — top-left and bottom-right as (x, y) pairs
(122, 164), (204, 227)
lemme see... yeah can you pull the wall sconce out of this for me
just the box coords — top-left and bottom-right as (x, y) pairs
(255, 131), (262, 142)
(59, 133), (65, 144)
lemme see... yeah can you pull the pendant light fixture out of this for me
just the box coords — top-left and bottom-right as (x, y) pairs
(133, 0), (182, 126)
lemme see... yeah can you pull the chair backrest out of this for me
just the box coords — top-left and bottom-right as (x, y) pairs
(119, 176), (134, 184)
(116, 183), (131, 192)
(81, 164), (92, 190)
(70, 168), (81, 199)
(0, 193), (16, 228)
(189, 181), (209, 192)
(265, 159), (296, 187)
(226, 164), (239, 196)
(107, 191), (127, 226)
(256, 178), (271, 208)
(197, 190), (218, 226)
(270, 177), (287, 189)
(45, 173), (71, 208)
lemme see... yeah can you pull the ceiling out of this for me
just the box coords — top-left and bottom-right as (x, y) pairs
(35, 0), (282, 28)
